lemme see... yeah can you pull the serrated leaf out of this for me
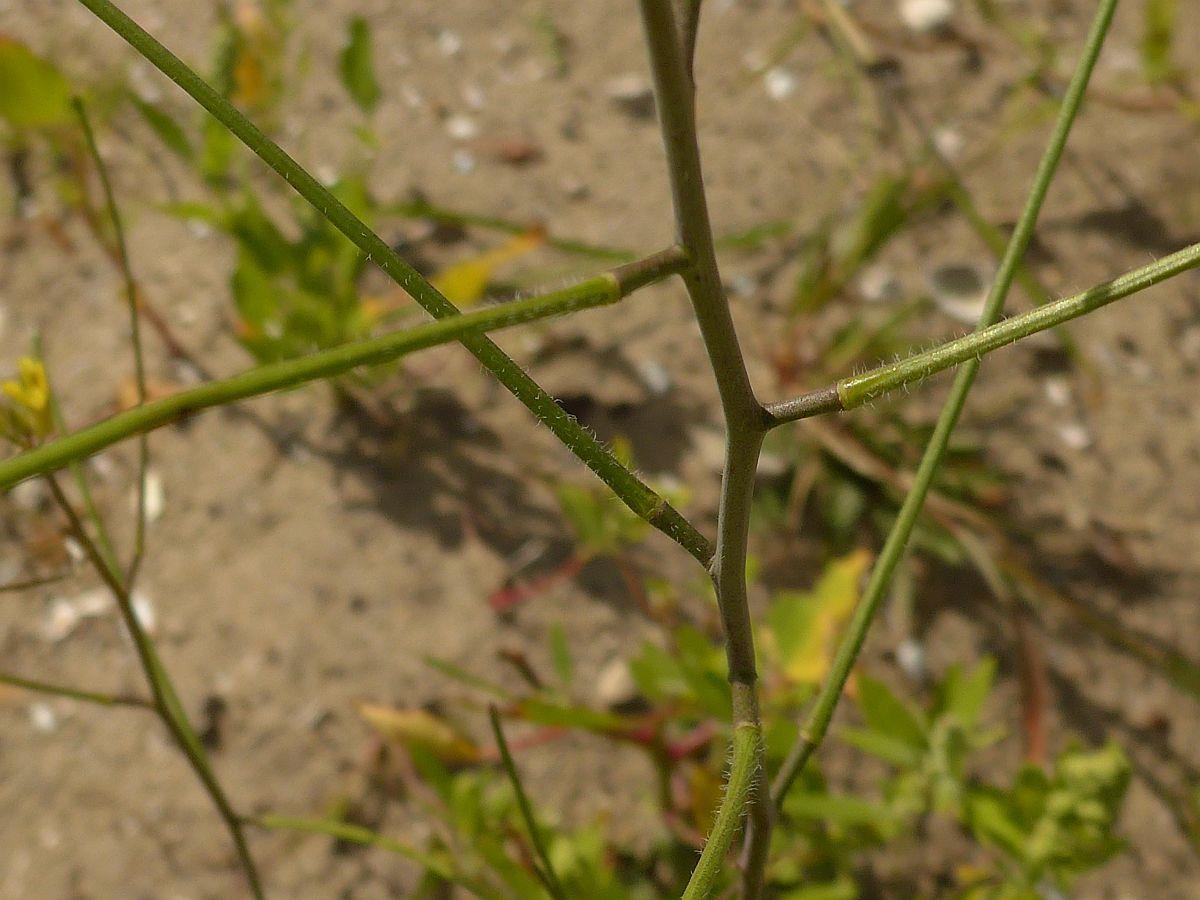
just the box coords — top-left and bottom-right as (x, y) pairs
(339, 17), (381, 113)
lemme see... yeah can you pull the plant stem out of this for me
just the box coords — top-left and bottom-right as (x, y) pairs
(488, 706), (566, 899)
(0, 572), (68, 592)
(771, 0), (1119, 811)
(678, 0), (703, 76)
(73, 97), (151, 587)
(636, 0), (772, 891)
(44, 475), (263, 897)
(0, 671), (153, 708)
(73, 0), (709, 565)
(767, 239), (1200, 423)
(681, 723), (760, 900)
(0, 250), (687, 492)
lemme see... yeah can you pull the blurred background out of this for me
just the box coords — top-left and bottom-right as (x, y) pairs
(2, 0), (1200, 896)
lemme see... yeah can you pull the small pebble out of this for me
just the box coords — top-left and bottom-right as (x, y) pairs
(594, 658), (638, 709)
(29, 703), (57, 733)
(132, 591), (157, 635)
(445, 115), (479, 141)
(140, 470), (165, 523)
(933, 126), (964, 160)
(41, 587), (113, 642)
(1043, 378), (1071, 407)
(605, 74), (655, 119)
(436, 29), (463, 57)
(10, 479), (48, 512)
(1056, 422), (1092, 451)
(900, 0), (954, 34)
(636, 359), (672, 396)
(929, 263), (988, 324)
(858, 264), (903, 304)
(764, 67), (797, 100)
(452, 149), (477, 173)
(896, 638), (926, 683)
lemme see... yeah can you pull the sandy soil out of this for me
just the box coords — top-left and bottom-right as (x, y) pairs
(3, 0), (1200, 896)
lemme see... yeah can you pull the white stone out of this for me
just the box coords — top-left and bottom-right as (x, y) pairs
(900, 0), (954, 34)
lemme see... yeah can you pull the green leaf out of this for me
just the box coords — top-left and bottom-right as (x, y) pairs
(856, 675), (926, 749)
(935, 657), (996, 733)
(0, 36), (73, 131)
(840, 726), (922, 768)
(777, 879), (859, 900)
(783, 791), (896, 829)
(548, 623), (573, 689)
(1141, 0), (1178, 84)
(128, 94), (192, 159)
(339, 17), (380, 114)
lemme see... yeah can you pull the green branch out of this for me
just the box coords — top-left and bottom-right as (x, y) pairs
(681, 723), (760, 899)
(488, 706), (565, 899)
(767, 239), (1200, 423)
(771, 0), (1120, 810)
(72, 0), (711, 564)
(0, 251), (686, 491)
(73, 97), (151, 586)
(637, 0), (772, 892)
(0, 671), (153, 708)
(45, 474), (264, 897)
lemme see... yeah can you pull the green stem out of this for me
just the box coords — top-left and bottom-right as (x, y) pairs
(73, 0), (710, 565)
(681, 723), (760, 900)
(488, 706), (565, 899)
(767, 239), (1200, 423)
(45, 475), (263, 898)
(636, 1), (772, 891)
(0, 671), (153, 708)
(0, 251), (686, 491)
(771, 0), (1119, 810)
(73, 97), (151, 586)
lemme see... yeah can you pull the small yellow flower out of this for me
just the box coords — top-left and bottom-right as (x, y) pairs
(1, 356), (52, 438)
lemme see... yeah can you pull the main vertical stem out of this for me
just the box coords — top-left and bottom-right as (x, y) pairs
(636, 1), (772, 894)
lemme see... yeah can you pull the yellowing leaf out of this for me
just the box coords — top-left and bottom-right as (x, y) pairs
(356, 702), (481, 766)
(766, 549), (871, 685)
(431, 229), (545, 307)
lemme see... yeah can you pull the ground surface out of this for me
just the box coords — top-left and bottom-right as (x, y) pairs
(3, 0), (1200, 897)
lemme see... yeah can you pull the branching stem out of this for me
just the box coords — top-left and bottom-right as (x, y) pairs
(0, 250), (687, 491)
(767, 239), (1200, 424)
(44, 475), (264, 897)
(771, 0), (1120, 812)
(73, 0), (709, 564)
(637, 0), (771, 892)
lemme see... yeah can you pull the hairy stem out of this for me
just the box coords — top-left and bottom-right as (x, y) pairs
(637, 0), (771, 892)
(73, 0), (710, 563)
(771, 0), (1120, 810)
(768, 239), (1200, 423)
(681, 723), (760, 900)
(0, 250), (687, 491)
